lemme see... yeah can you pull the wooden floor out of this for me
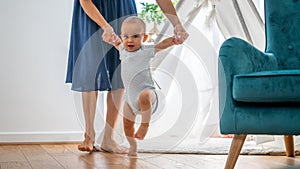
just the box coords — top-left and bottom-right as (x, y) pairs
(1, 144), (300, 169)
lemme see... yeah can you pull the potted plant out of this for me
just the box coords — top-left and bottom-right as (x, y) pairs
(139, 1), (178, 42)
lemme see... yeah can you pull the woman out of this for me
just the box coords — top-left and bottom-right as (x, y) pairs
(66, 0), (188, 153)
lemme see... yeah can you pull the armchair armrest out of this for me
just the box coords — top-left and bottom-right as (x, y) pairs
(218, 37), (278, 133)
(219, 37), (278, 75)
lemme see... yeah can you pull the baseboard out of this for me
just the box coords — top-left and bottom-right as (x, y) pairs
(0, 131), (84, 143)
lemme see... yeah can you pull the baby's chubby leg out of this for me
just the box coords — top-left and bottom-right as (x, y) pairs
(135, 90), (156, 140)
(123, 103), (137, 156)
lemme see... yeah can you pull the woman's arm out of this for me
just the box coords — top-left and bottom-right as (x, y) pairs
(156, 0), (189, 44)
(79, 0), (120, 45)
(79, 0), (108, 27)
(155, 0), (180, 27)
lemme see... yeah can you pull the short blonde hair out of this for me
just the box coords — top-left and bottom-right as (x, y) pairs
(122, 16), (146, 33)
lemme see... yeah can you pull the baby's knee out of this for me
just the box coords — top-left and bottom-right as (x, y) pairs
(138, 90), (153, 106)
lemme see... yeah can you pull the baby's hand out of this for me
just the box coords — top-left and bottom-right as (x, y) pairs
(163, 36), (176, 46)
(155, 36), (175, 53)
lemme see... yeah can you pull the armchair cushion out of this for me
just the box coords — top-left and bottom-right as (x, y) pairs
(233, 70), (300, 102)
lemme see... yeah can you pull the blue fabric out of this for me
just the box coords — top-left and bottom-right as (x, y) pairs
(265, 0), (300, 69)
(66, 0), (137, 91)
(233, 70), (300, 102)
(234, 107), (300, 135)
(218, 0), (300, 134)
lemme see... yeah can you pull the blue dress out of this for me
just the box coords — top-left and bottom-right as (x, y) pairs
(66, 0), (137, 91)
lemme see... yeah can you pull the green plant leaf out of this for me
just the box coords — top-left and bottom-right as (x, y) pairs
(138, 1), (178, 25)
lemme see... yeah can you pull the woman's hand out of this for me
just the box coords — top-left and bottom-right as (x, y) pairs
(101, 24), (121, 46)
(173, 24), (189, 45)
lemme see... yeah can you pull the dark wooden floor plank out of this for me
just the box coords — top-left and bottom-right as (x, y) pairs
(19, 145), (65, 169)
(0, 145), (32, 169)
(41, 144), (96, 169)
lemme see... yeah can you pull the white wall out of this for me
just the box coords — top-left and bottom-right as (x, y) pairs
(0, 0), (83, 142)
(0, 0), (221, 143)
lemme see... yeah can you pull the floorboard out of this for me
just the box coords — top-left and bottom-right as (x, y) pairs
(1, 143), (300, 169)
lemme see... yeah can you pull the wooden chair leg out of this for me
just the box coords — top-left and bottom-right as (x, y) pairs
(284, 135), (295, 157)
(224, 134), (247, 169)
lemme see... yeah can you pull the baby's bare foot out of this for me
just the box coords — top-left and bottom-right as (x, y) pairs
(128, 144), (138, 156)
(134, 123), (149, 140)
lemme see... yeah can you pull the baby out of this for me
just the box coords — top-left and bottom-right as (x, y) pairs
(114, 16), (175, 156)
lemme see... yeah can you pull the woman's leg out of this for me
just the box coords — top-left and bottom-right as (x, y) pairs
(123, 103), (137, 156)
(101, 89), (128, 153)
(135, 90), (156, 140)
(78, 91), (97, 152)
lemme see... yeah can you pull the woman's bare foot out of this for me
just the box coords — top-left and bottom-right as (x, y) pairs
(134, 123), (149, 140)
(101, 139), (128, 154)
(78, 133), (94, 152)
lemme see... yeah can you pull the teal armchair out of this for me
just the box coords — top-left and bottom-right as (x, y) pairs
(218, 0), (300, 168)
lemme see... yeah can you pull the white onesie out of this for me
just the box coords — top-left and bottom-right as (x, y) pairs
(119, 44), (158, 113)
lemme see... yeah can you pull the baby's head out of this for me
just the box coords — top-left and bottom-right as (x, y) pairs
(121, 16), (148, 52)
